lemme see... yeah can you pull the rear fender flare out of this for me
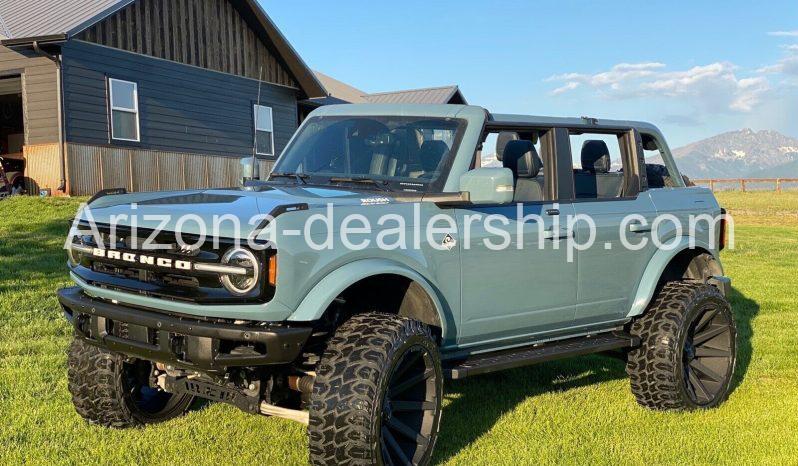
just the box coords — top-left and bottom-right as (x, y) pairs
(627, 237), (718, 318)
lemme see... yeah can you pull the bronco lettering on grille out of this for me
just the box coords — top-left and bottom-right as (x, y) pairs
(91, 248), (193, 271)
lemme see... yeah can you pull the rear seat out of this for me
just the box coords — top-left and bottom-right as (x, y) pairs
(502, 140), (544, 202)
(574, 140), (624, 199)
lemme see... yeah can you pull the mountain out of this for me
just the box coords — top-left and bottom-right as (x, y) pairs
(745, 159), (798, 179)
(664, 129), (798, 179)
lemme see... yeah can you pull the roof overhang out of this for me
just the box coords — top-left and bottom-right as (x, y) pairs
(1, 34), (67, 47)
(0, 0), (134, 48)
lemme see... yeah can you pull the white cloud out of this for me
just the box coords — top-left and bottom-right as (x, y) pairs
(547, 62), (665, 92)
(548, 61), (770, 113)
(768, 30), (798, 37)
(758, 43), (798, 76)
(731, 77), (770, 111)
(550, 81), (580, 95)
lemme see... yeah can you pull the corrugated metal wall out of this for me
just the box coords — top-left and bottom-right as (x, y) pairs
(23, 143), (62, 193)
(66, 143), (274, 195)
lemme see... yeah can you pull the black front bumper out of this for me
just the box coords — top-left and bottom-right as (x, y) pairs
(58, 287), (311, 372)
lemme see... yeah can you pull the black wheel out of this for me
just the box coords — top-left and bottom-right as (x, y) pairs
(627, 282), (737, 410)
(67, 338), (194, 428)
(309, 313), (443, 466)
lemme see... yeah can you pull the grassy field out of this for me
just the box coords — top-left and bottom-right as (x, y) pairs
(1, 192), (797, 464)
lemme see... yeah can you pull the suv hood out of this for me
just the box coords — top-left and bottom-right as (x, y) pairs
(82, 185), (393, 238)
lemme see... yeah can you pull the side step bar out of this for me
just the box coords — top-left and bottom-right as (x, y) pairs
(446, 332), (639, 380)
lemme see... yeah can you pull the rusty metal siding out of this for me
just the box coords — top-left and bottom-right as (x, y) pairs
(129, 149), (159, 192)
(184, 153), (209, 189)
(100, 148), (130, 190)
(22, 143), (62, 193)
(65, 143), (274, 195)
(158, 152), (184, 191)
(67, 143), (103, 195)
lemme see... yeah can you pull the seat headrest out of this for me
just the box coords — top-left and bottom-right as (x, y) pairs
(418, 140), (449, 172)
(495, 131), (519, 161)
(503, 140), (542, 178)
(581, 140), (611, 174)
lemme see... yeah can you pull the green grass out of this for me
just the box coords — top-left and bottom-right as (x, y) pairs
(1, 192), (797, 464)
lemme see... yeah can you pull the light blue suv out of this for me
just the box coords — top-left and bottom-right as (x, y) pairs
(60, 104), (736, 465)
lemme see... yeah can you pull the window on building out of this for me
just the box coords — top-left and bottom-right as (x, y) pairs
(254, 104), (274, 156)
(109, 78), (140, 142)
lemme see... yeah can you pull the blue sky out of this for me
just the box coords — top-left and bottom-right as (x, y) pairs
(264, 1), (798, 147)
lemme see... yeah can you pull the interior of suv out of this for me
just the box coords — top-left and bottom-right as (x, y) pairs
(501, 139), (545, 202)
(573, 140), (624, 199)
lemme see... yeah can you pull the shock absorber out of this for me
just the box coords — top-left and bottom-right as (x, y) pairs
(288, 375), (315, 394)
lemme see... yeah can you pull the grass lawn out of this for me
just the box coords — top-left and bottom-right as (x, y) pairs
(1, 192), (797, 464)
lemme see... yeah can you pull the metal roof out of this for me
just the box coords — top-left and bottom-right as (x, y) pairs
(313, 72), (468, 105)
(313, 71), (368, 103)
(0, 0), (131, 41)
(364, 86), (467, 105)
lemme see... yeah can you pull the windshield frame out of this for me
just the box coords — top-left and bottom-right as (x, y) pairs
(270, 115), (469, 193)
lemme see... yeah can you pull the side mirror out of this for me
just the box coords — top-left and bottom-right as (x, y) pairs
(240, 157), (259, 185)
(459, 168), (515, 205)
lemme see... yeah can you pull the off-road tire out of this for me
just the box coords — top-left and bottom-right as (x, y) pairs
(67, 338), (194, 428)
(309, 313), (443, 466)
(626, 282), (737, 410)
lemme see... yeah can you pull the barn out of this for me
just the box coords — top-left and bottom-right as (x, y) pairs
(0, 0), (326, 195)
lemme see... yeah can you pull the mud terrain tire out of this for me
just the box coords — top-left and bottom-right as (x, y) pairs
(67, 338), (194, 428)
(309, 313), (443, 466)
(627, 282), (737, 410)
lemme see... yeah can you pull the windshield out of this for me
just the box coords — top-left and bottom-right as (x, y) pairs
(271, 116), (466, 192)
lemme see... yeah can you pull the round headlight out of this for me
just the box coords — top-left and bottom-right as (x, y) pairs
(220, 248), (260, 295)
(67, 239), (86, 266)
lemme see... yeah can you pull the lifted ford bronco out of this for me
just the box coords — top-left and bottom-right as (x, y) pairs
(60, 105), (735, 465)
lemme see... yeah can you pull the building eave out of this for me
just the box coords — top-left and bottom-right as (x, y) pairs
(1, 34), (67, 47)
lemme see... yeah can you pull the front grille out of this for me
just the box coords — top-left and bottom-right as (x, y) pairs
(93, 262), (201, 289)
(69, 222), (274, 304)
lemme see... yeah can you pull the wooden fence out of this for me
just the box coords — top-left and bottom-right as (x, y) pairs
(692, 178), (798, 192)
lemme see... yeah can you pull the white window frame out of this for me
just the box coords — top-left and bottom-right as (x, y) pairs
(254, 104), (275, 157)
(109, 78), (140, 142)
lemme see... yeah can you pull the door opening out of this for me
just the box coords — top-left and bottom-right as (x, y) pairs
(0, 75), (25, 197)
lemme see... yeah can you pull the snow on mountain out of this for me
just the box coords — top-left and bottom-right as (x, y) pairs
(659, 129), (798, 179)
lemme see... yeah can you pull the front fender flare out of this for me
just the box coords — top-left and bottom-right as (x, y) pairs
(627, 237), (717, 318)
(287, 259), (450, 338)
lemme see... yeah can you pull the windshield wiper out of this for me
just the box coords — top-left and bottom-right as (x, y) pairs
(269, 172), (309, 184)
(328, 177), (391, 191)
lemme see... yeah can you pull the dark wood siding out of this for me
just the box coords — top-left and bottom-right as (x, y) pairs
(60, 40), (299, 158)
(0, 45), (59, 145)
(79, 0), (299, 89)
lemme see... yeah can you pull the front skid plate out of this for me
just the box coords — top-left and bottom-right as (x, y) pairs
(163, 376), (260, 414)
